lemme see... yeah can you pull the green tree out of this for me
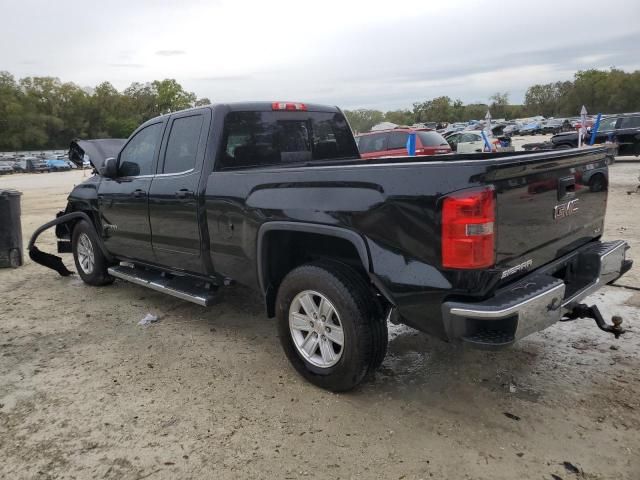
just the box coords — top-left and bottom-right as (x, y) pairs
(152, 79), (197, 115)
(194, 97), (212, 107)
(489, 92), (509, 119)
(384, 109), (414, 125)
(2, 68), (640, 150)
(343, 109), (384, 133)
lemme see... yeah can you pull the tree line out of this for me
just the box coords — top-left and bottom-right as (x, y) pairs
(1, 68), (639, 150)
(0, 72), (211, 151)
(344, 68), (640, 133)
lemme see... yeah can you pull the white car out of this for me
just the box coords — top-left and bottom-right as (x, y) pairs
(446, 131), (495, 153)
(446, 131), (515, 153)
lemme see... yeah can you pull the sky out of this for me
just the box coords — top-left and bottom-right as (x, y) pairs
(2, 0), (640, 111)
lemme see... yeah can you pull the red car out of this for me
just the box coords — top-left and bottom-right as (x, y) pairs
(355, 128), (452, 159)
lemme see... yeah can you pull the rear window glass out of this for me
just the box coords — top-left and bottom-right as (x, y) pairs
(417, 131), (448, 147)
(356, 133), (387, 153)
(219, 111), (358, 169)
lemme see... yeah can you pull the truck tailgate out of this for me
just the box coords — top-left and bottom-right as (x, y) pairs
(492, 148), (609, 279)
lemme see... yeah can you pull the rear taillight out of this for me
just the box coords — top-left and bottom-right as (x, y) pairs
(272, 102), (307, 111)
(442, 187), (495, 269)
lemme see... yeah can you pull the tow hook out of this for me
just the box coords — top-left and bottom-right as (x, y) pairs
(561, 303), (625, 339)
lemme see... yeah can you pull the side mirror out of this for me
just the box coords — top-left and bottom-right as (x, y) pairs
(103, 157), (118, 178)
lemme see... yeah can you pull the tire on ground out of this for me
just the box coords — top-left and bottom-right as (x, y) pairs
(72, 220), (114, 286)
(276, 261), (387, 392)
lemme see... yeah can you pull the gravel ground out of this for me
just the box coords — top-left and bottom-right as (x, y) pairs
(0, 161), (639, 480)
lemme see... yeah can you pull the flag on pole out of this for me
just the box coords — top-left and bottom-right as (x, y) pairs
(579, 105), (588, 148)
(485, 110), (492, 136)
(406, 131), (416, 156)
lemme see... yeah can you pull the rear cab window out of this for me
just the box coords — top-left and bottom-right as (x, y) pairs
(219, 110), (358, 169)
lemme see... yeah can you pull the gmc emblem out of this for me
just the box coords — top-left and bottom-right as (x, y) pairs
(553, 198), (579, 219)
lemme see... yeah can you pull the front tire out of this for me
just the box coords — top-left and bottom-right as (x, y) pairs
(276, 262), (387, 392)
(72, 220), (114, 286)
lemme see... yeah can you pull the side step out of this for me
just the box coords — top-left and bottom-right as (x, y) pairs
(108, 264), (219, 306)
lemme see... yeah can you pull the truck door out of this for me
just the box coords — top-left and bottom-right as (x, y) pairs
(148, 109), (210, 273)
(97, 121), (164, 262)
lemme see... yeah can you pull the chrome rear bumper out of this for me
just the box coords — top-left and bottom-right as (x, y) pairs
(442, 240), (632, 347)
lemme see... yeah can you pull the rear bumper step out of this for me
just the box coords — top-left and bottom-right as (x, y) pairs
(442, 240), (631, 349)
(108, 264), (219, 307)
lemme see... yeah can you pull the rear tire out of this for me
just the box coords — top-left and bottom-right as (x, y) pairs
(276, 262), (387, 392)
(72, 220), (114, 286)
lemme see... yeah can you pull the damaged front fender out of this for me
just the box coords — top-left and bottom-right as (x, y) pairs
(28, 212), (114, 276)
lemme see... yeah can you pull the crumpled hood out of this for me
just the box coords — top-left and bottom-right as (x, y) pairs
(69, 139), (126, 173)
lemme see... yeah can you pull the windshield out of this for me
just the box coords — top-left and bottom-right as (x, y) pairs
(598, 117), (618, 131)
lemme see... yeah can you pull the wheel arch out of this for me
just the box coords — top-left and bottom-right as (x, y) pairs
(257, 222), (374, 317)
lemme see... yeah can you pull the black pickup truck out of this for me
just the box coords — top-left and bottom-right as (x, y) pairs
(29, 102), (633, 391)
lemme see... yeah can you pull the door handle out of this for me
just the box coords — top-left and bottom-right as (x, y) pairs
(558, 176), (576, 200)
(132, 189), (146, 198)
(175, 189), (194, 199)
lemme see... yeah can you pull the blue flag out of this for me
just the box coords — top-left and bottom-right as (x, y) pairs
(406, 131), (416, 156)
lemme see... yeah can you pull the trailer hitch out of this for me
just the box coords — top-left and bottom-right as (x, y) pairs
(561, 303), (625, 339)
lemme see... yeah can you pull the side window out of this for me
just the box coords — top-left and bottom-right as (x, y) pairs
(355, 133), (387, 153)
(119, 123), (163, 177)
(460, 133), (477, 143)
(619, 116), (640, 129)
(387, 132), (409, 150)
(163, 115), (204, 174)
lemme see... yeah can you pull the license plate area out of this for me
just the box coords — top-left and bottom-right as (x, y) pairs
(550, 251), (600, 300)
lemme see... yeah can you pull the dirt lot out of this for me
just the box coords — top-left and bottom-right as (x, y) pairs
(1, 162), (639, 480)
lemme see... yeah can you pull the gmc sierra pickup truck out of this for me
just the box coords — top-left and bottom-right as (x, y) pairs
(29, 101), (632, 391)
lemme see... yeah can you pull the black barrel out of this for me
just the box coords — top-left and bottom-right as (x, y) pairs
(0, 189), (23, 268)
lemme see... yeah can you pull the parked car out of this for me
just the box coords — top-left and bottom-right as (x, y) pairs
(45, 159), (72, 172)
(542, 119), (565, 134)
(503, 123), (522, 136)
(570, 117), (595, 129)
(519, 121), (543, 135)
(440, 123), (467, 136)
(445, 131), (512, 153)
(0, 161), (15, 175)
(551, 113), (640, 155)
(355, 128), (451, 159)
(29, 101), (632, 392)
(23, 157), (50, 172)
